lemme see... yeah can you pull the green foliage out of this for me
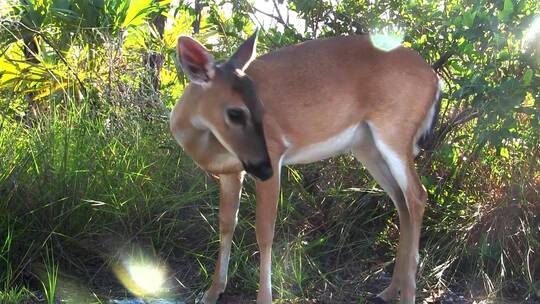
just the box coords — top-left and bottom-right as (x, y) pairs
(0, 0), (539, 302)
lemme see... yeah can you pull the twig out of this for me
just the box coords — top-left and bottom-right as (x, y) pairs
(248, 2), (294, 32)
(271, 0), (287, 26)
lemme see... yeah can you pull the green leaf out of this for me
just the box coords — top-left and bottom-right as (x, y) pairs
(122, 0), (155, 28)
(499, 0), (514, 19)
(522, 69), (533, 86)
(503, 0), (514, 14)
(464, 11), (476, 27)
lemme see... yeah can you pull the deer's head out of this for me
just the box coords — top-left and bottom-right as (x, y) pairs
(176, 30), (273, 180)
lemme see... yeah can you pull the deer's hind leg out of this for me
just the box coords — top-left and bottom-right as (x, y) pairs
(353, 122), (427, 304)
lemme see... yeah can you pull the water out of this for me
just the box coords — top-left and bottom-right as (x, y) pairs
(111, 298), (184, 304)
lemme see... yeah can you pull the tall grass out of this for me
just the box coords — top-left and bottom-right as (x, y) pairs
(40, 246), (59, 304)
(0, 96), (215, 301)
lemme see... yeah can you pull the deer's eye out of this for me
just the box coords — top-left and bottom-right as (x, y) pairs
(226, 107), (247, 125)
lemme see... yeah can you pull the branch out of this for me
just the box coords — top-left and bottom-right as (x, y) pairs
(432, 51), (454, 71)
(271, 0), (287, 26)
(248, 2), (294, 32)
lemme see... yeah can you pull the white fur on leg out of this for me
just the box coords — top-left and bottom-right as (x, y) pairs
(257, 246), (273, 304)
(368, 122), (408, 193)
(218, 234), (233, 285)
(201, 234), (233, 304)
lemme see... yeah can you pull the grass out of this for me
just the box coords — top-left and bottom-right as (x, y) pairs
(0, 287), (33, 304)
(40, 247), (59, 304)
(0, 70), (538, 304)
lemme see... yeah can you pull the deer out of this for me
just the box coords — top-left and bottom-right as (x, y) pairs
(170, 29), (441, 304)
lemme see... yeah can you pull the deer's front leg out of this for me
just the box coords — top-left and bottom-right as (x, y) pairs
(202, 173), (244, 304)
(255, 168), (281, 304)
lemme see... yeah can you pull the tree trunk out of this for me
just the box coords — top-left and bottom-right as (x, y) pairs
(141, 1), (168, 118)
(146, 12), (166, 92)
(148, 14), (167, 92)
(22, 36), (40, 126)
(193, 0), (202, 34)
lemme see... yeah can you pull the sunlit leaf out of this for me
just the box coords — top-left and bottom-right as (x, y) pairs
(499, 147), (510, 159)
(122, 0), (156, 28)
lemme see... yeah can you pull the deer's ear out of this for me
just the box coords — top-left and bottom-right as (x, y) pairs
(227, 29), (259, 71)
(177, 36), (215, 84)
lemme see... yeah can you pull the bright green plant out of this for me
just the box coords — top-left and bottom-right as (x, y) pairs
(40, 247), (58, 304)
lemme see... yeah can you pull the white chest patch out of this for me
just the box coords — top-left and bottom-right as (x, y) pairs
(283, 125), (363, 165)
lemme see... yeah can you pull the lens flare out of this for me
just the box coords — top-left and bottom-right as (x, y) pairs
(113, 255), (169, 298)
(0, 0), (9, 17)
(522, 15), (540, 54)
(369, 26), (405, 52)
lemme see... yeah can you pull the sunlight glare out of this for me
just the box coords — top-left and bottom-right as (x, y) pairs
(0, 0), (10, 17)
(369, 26), (405, 52)
(522, 15), (540, 53)
(128, 262), (166, 294)
(113, 255), (169, 298)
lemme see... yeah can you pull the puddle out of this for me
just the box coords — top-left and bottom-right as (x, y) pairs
(110, 299), (184, 304)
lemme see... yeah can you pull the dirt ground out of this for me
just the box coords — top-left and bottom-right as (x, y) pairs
(22, 255), (540, 304)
